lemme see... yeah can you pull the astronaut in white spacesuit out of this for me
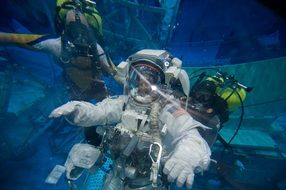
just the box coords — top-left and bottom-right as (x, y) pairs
(48, 49), (211, 189)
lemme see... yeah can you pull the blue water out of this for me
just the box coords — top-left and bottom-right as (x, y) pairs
(0, 0), (286, 190)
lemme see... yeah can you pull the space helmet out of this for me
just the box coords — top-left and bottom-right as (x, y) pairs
(118, 49), (189, 104)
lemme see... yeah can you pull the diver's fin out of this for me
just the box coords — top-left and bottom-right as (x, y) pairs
(0, 32), (48, 46)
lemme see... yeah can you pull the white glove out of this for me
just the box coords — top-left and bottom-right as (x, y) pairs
(163, 135), (211, 189)
(49, 101), (99, 127)
(49, 97), (126, 127)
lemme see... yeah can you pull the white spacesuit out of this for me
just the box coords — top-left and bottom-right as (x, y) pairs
(48, 49), (211, 189)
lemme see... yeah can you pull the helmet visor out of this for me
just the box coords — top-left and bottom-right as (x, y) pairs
(128, 62), (162, 99)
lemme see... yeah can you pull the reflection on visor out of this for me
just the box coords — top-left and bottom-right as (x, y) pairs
(128, 64), (162, 102)
(151, 85), (157, 91)
(129, 64), (162, 85)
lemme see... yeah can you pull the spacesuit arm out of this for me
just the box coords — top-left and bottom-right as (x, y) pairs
(160, 104), (211, 189)
(49, 96), (127, 127)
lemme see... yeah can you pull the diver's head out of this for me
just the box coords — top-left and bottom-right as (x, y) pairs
(189, 73), (249, 124)
(128, 60), (164, 104)
(191, 80), (217, 107)
(63, 10), (91, 49)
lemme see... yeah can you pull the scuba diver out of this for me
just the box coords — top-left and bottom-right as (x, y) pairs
(0, 0), (124, 101)
(47, 49), (211, 190)
(34, 0), (124, 101)
(40, 0), (126, 148)
(0, 0), (124, 153)
(55, 0), (104, 44)
(184, 71), (251, 147)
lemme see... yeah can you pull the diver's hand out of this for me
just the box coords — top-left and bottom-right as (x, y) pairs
(163, 136), (210, 189)
(49, 101), (96, 126)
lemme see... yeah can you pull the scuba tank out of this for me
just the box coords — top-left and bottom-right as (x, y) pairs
(56, 0), (103, 43)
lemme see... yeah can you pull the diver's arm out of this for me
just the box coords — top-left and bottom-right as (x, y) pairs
(159, 104), (211, 189)
(32, 37), (62, 58)
(0, 32), (62, 57)
(49, 95), (127, 127)
(96, 44), (125, 85)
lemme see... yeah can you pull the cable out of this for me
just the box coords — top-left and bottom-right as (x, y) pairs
(227, 88), (244, 145)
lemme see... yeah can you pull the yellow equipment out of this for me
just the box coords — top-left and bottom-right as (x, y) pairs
(190, 71), (251, 124)
(56, 0), (103, 36)
(0, 32), (46, 46)
(217, 85), (246, 112)
(206, 74), (247, 112)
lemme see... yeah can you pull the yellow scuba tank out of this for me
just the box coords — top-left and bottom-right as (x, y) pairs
(206, 75), (247, 112)
(216, 86), (246, 112)
(56, 0), (102, 36)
